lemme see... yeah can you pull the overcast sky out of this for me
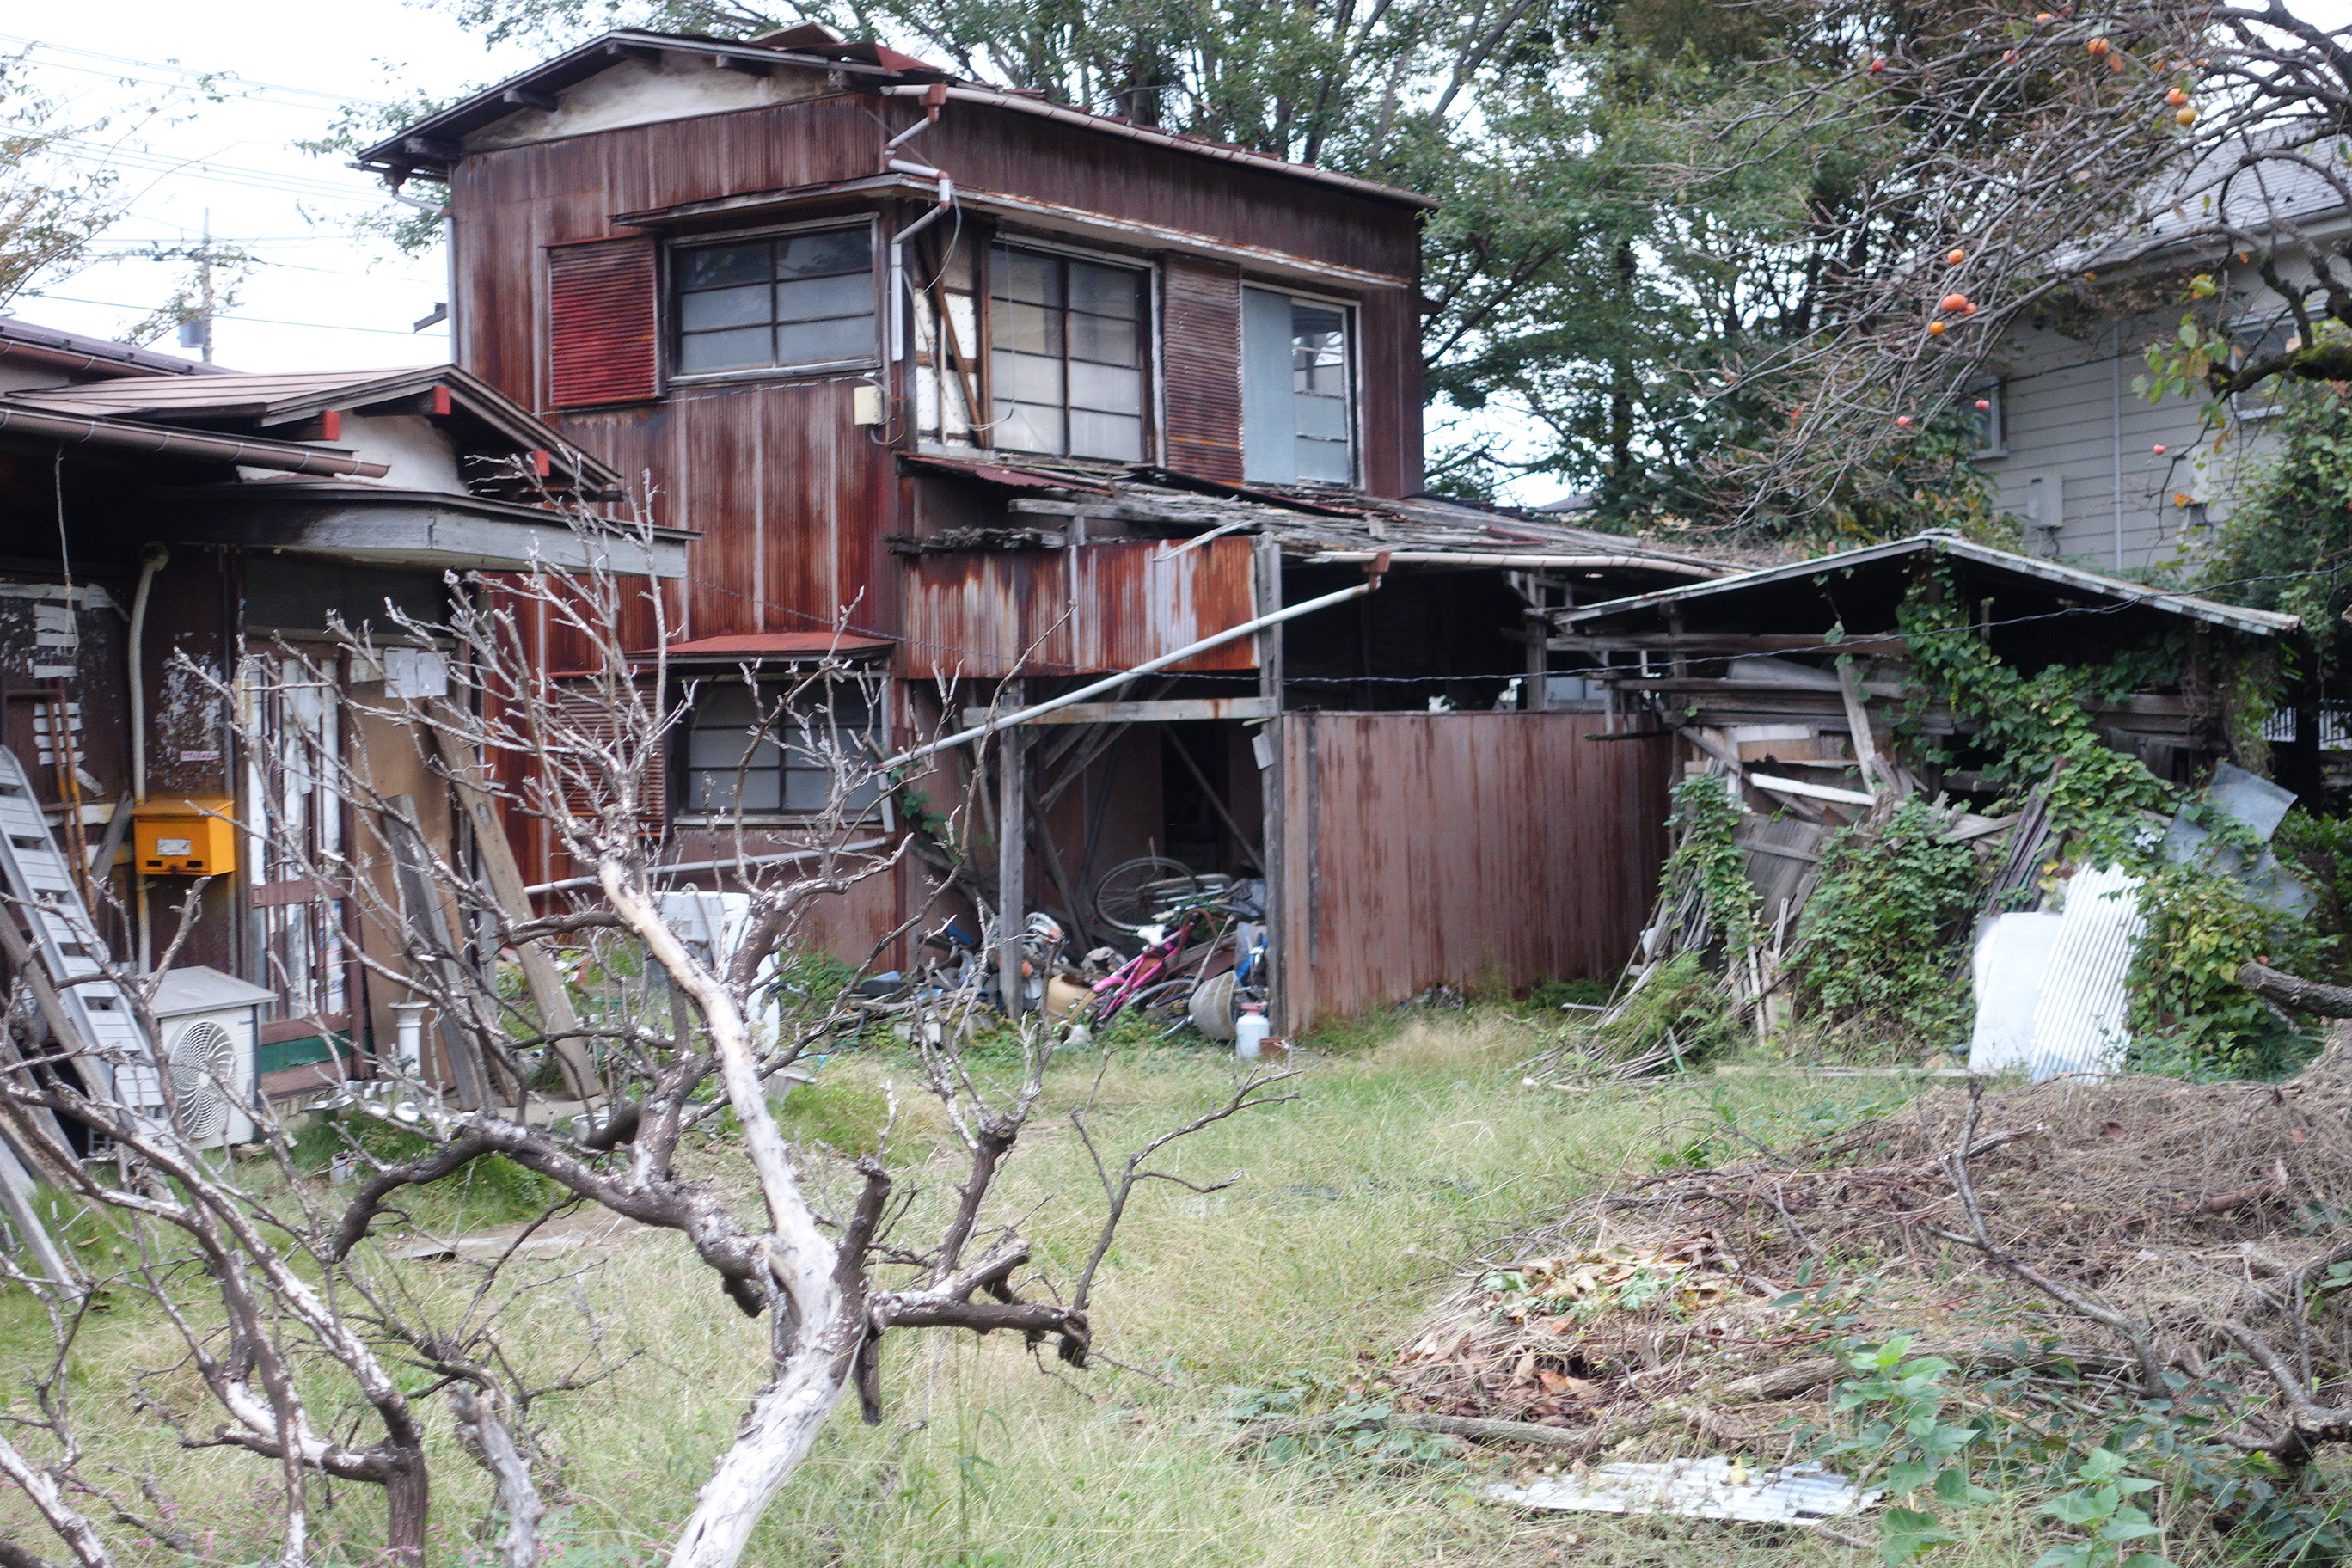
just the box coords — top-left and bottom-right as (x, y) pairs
(6, 2), (545, 373)
(9, 1), (2352, 506)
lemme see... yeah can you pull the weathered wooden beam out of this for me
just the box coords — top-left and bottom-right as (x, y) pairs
(959, 696), (1274, 727)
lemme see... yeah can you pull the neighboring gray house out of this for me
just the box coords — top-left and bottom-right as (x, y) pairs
(1970, 154), (2343, 573)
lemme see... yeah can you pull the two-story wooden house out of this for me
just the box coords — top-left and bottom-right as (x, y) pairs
(360, 26), (1714, 1025)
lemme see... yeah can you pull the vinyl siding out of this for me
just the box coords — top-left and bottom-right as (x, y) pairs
(1974, 275), (2284, 573)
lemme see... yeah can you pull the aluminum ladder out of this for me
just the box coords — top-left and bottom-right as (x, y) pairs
(0, 746), (153, 1108)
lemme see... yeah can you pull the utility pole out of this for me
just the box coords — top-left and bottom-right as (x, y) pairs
(179, 211), (215, 362)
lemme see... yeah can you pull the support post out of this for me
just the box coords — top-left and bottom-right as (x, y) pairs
(1254, 532), (1289, 1036)
(996, 720), (1026, 1014)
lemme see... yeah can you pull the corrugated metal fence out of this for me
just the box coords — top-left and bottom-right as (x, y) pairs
(1276, 710), (1672, 1030)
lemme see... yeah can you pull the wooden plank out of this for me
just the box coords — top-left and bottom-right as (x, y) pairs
(382, 794), (492, 1111)
(1750, 772), (1876, 806)
(959, 696), (1275, 727)
(431, 714), (599, 1104)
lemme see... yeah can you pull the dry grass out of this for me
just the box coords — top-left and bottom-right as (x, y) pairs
(0, 1013), (2050, 1568)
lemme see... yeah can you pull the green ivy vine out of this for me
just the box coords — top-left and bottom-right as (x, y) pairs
(1662, 773), (1759, 964)
(1788, 796), (1983, 1049)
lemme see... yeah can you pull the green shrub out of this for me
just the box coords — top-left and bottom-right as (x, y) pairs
(1790, 797), (1981, 1051)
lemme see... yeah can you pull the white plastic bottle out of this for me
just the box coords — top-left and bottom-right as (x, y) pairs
(1234, 1002), (1271, 1061)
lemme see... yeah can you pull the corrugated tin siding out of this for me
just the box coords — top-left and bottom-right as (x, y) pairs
(899, 537), (1259, 678)
(1276, 712), (1671, 1028)
(547, 236), (660, 409)
(1161, 255), (1244, 482)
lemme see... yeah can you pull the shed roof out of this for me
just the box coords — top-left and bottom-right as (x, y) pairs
(0, 315), (227, 381)
(896, 453), (1730, 586)
(353, 29), (1434, 210)
(1558, 532), (2300, 638)
(3, 364), (625, 492)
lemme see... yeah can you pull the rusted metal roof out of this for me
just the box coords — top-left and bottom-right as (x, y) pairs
(652, 631), (894, 658)
(5, 364), (626, 492)
(899, 453), (1730, 581)
(1559, 532), (2301, 638)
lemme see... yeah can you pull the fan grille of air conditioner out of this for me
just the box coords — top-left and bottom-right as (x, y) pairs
(168, 1020), (236, 1141)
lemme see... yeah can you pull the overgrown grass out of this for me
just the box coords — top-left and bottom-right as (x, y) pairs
(0, 1011), (2068, 1567)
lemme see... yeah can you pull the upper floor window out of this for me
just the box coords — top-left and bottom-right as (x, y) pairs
(673, 224), (877, 377)
(2229, 314), (2294, 420)
(989, 245), (1147, 461)
(1242, 285), (1354, 484)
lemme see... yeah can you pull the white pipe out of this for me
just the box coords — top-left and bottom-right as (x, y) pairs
(884, 575), (1379, 771)
(127, 542), (168, 803)
(524, 837), (891, 897)
(389, 1001), (429, 1076)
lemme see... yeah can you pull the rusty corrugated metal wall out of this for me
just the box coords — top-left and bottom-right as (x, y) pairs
(1275, 711), (1671, 1029)
(898, 536), (1258, 678)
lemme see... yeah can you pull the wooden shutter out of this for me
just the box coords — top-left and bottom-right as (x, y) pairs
(547, 237), (660, 409)
(1161, 255), (1244, 482)
(549, 678), (666, 832)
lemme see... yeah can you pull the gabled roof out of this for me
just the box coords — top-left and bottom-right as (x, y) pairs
(353, 29), (1432, 210)
(0, 315), (227, 381)
(1558, 532), (2300, 638)
(3, 364), (624, 492)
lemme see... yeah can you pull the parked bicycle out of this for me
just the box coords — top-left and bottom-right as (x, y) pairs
(1083, 857), (1266, 1031)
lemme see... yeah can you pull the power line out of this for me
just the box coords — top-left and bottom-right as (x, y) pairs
(43, 138), (391, 206)
(21, 291), (448, 339)
(0, 34), (388, 109)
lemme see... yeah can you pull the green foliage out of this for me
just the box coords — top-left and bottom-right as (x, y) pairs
(1899, 567), (2179, 868)
(2128, 864), (2328, 1081)
(293, 1107), (560, 1221)
(771, 1077), (892, 1154)
(2195, 382), (2352, 679)
(1584, 952), (1739, 1066)
(1788, 798), (1981, 1050)
(1526, 977), (1611, 1010)
(1222, 1369), (1461, 1471)
(1663, 774), (1759, 963)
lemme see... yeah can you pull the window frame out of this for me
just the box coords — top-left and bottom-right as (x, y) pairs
(1963, 379), (2007, 459)
(2228, 312), (2296, 421)
(670, 666), (892, 828)
(1240, 280), (1361, 487)
(665, 214), (884, 387)
(982, 238), (1156, 463)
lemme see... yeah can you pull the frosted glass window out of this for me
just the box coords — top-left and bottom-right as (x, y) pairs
(989, 245), (1146, 461)
(1243, 286), (1356, 484)
(673, 226), (876, 375)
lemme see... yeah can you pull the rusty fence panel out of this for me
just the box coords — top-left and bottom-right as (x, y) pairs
(1275, 710), (1672, 1032)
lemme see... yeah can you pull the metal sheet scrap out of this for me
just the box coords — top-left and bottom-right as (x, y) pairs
(1487, 1457), (1883, 1523)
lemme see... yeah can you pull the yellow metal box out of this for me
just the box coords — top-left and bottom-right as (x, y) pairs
(132, 799), (237, 877)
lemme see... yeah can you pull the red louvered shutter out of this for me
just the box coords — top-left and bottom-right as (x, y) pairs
(547, 237), (660, 410)
(1161, 255), (1244, 482)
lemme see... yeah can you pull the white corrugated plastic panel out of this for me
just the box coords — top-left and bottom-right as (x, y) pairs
(2026, 865), (2146, 1081)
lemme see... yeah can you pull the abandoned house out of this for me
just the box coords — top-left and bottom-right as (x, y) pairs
(0, 313), (684, 1120)
(358, 25), (1727, 1028)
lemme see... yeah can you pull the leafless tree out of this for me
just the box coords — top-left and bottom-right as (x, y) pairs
(0, 513), (1289, 1568)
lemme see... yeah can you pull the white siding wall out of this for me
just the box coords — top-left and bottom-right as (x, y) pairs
(1975, 272), (2283, 573)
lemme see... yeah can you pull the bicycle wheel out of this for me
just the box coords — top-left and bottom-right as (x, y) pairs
(1126, 977), (1198, 1019)
(1093, 856), (1206, 934)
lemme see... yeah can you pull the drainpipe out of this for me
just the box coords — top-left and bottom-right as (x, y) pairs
(127, 541), (168, 976)
(127, 542), (168, 804)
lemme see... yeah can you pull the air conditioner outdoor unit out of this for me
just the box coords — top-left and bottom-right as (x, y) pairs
(115, 967), (276, 1148)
